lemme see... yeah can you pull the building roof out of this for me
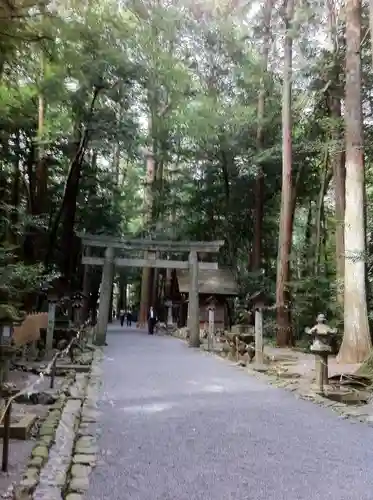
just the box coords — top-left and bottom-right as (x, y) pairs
(176, 269), (239, 296)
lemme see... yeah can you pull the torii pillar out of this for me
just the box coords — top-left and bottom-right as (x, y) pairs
(188, 250), (200, 348)
(95, 246), (115, 345)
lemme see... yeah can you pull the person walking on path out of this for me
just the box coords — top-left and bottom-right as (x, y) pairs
(119, 309), (125, 327)
(147, 306), (157, 335)
(126, 310), (132, 327)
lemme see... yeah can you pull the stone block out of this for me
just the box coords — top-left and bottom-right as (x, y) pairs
(31, 445), (49, 460)
(78, 421), (96, 436)
(51, 399), (65, 411)
(47, 408), (62, 419)
(73, 454), (96, 466)
(29, 456), (44, 468)
(39, 424), (56, 437)
(56, 364), (90, 374)
(71, 464), (90, 478)
(0, 413), (37, 440)
(74, 444), (97, 455)
(39, 435), (54, 447)
(13, 484), (34, 499)
(66, 494), (84, 500)
(64, 400), (82, 413)
(68, 386), (84, 399)
(69, 476), (89, 492)
(24, 467), (39, 480)
(81, 409), (100, 423)
(75, 436), (95, 447)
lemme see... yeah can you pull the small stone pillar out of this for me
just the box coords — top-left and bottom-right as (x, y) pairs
(45, 289), (58, 355)
(305, 314), (336, 395)
(95, 246), (115, 346)
(165, 300), (173, 327)
(248, 291), (267, 367)
(188, 250), (200, 348)
(205, 296), (217, 351)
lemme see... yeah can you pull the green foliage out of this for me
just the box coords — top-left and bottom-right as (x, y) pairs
(289, 276), (342, 340)
(0, 242), (45, 310)
(1, 0), (371, 343)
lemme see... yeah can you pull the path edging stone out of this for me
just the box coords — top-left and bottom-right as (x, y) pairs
(12, 348), (103, 500)
(64, 348), (103, 498)
(13, 371), (75, 500)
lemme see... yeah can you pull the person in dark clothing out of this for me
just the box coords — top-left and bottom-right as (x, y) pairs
(147, 306), (157, 335)
(119, 309), (125, 327)
(126, 311), (132, 327)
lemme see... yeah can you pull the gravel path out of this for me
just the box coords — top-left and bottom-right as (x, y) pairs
(86, 324), (373, 500)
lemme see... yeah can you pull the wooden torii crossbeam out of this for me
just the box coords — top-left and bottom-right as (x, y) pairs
(79, 233), (224, 347)
(79, 233), (223, 253)
(82, 256), (218, 271)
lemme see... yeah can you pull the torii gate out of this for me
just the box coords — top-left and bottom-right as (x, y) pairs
(78, 233), (223, 347)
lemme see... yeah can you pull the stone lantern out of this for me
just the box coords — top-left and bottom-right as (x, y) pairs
(71, 291), (84, 325)
(0, 304), (25, 384)
(55, 295), (71, 329)
(0, 305), (24, 474)
(305, 314), (337, 394)
(49, 294), (74, 355)
(205, 296), (218, 351)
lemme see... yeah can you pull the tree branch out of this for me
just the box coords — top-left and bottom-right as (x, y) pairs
(44, 86), (101, 268)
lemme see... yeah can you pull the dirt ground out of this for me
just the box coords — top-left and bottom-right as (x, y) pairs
(179, 328), (361, 383)
(263, 345), (360, 380)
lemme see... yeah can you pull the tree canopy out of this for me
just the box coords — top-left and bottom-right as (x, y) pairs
(1, 0), (373, 362)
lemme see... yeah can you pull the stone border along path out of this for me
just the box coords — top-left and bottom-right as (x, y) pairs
(172, 330), (373, 428)
(12, 348), (103, 500)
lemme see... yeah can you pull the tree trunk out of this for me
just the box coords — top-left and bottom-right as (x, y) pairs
(113, 94), (123, 186)
(338, 0), (372, 363)
(165, 268), (172, 298)
(35, 45), (48, 216)
(327, 0), (346, 310)
(45, 88), (99, 274)
(276, 0), (294, 347)
(108, 284), (114, 323)
(60, 149), (84, 279)
(139, 266), (152, 326)
(150, 252), (161, 309)
(252, 0), (273, 272)
(8, 134), (21, 245)
(117, 274), (127, 313)
(221, 148), (235, 265)
(303, 200), (313, 277)
(314, 156), (332, 276)
(138, 147), (156, 326)
(82, 262), (91, 323)
(369, 0), (373, 72)
(88, 271), (101, 325)
(330, 97), (345, 308)
(152, 267), (159, 309)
